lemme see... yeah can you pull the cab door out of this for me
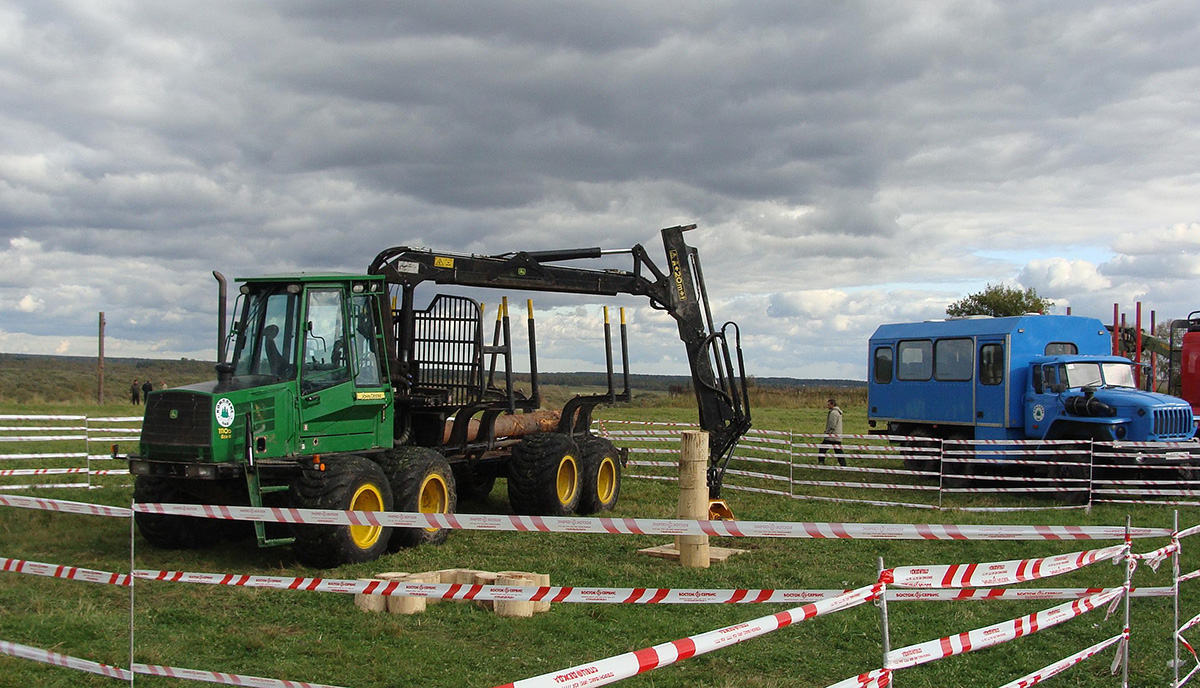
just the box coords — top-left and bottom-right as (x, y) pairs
(297, 285), (393, 455)
(974, 338), (1007, 429)
(297, 286), (359, 454)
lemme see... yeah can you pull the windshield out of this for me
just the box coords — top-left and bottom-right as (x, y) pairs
(230, 286), (299, 380)
(1060, 361), (1136, 389)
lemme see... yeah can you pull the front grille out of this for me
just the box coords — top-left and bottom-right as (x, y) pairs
(142, 391), (212, 447)
(1154, 407), (1194, 439)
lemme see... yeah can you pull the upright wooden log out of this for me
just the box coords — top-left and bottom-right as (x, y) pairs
(494, 574), (535, 618)
(677, 430), (710, 568)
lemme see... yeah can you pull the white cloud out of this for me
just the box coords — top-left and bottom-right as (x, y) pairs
(0, 2), (1198, 380)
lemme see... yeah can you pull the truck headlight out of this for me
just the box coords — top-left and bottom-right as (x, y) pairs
(1115, 425), (1128, 440)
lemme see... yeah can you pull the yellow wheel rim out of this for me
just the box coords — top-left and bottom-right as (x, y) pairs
(349, 483), (385, 550)
(418, 473), (449, 533)
(596, 456), (617, 504)
(556, 454), (578, 505)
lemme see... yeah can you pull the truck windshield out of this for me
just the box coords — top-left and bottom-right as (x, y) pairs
(231, 286), (298, 380)
(1061, 361), (1136, 389)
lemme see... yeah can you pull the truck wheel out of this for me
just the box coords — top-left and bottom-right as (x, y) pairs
(380, 448), (458, 549)
(289, 455), (393, 568)
(453, 467), (496, 504)
(132, 476), (223, 549)
(508, 433), (581, 516)
(577, 436), (621, 514)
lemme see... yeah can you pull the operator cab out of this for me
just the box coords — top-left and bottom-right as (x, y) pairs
(225, 275), (388, 396)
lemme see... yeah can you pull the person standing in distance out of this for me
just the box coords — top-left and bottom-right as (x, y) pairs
(818, 397), (846, 466)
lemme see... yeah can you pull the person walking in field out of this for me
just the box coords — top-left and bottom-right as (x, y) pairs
(818, 397), (846, 466)
(130, 379), (141, 405)
(141, 379), (154, 402)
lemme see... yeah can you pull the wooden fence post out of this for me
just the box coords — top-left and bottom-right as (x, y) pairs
(677, 430), (710, 568)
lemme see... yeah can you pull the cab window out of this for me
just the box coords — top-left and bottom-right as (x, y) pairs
(1045, 342), (1078, 355)
(873, 347), (893, 384)
(350, 293), (384, 387)
(935, 338), (973, 381)
(897, 340), (933, 381)
(301, 288), (351, 393)
(979, 343), (1004, 385)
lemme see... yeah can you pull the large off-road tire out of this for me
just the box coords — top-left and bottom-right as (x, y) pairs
(577, 435), (621, 514)
(508, 433), (581, 516)
(380, 447), (457, 550)
(132, 476), (224, 549)
(453, 466), (496, 504)
(289, 455), (393, 568)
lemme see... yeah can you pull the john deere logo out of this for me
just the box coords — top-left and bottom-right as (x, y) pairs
(169, 409), (179, 420)
(214, 398), (236, 428)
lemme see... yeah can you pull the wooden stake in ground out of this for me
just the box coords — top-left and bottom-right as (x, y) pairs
(676, 430), (710, 568)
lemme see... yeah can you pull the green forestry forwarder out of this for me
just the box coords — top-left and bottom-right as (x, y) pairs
(126, 225), (751, 567)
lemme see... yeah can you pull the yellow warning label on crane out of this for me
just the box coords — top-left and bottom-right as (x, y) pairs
(434, 256), (455, 269)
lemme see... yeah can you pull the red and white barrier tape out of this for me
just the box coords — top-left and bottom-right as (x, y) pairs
(131, 662), (348, 687)
(826, 668), (891, 688)
(2, 557), (130, 586)
(131, 502), (1171, 540)
(888, 586), (1170, 601)
(492, 583), (881, 688)
(0, 640), (132, 680)
(136, 569), (851, 605)
(0, 494), (130, 518)
(885, 586), (1124, 670)
(882, 544), (1127, 588)
(993, 631), (1126, 688)
(1129, 540), (1179, 571)
(10, 563), (1150, 602)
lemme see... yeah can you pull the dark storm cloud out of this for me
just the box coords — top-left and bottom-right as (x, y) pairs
(1, 1), (1198, 376)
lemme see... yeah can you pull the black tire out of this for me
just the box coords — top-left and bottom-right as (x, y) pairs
(508, 433), (581, 516)
(132, 476), (224, 550)
(380, 447), (458, 550)
(577, 436), (621, 514)
(453, 468), (496, 504)
(289, 455), (393, 568)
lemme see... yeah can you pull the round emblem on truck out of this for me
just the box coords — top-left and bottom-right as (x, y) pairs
(1032, 404), (1045, 422)
(214, 398), (236, 428)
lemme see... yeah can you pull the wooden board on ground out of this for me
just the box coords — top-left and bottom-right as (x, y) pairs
(638, 543), (747, 563)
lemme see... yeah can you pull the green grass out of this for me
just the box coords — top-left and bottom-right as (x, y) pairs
(1, 402), (1198, 687)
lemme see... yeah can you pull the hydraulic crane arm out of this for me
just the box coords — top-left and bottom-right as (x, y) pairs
(368, 224), (752, 498)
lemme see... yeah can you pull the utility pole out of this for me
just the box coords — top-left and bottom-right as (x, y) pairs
(97, 312), (105, 404)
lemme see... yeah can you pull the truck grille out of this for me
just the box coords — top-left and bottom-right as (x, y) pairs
(142, 392), (211, 446)
(1154, 407), (1194, 439)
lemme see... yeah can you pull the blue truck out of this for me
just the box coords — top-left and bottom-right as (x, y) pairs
(867, 315), (1197, 454)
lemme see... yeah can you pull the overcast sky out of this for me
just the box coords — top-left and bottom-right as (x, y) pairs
(2, 1), (1198, 380)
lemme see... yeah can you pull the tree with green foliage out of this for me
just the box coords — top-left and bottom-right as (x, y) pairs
(946, 284), (1053, 318)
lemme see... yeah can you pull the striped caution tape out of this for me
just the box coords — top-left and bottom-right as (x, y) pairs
(993, 632), (1127, 688)
(0, 494), (131, 518)
(0, 563), (1148, 603)
(0, 640), (132, 680)
(135, 569), (847, 604)
(885, 586), (1124, 670)
(882, 544), (1127, 588)
(131, 502), (1172, 540)
(492, 583), (881, 688)
(2, 557), (130, 586)
(131, 663), (349, 687)
(826, 668), (891, 687)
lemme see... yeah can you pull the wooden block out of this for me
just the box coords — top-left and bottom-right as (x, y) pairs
(494, 574), (534, 618)
(532, 572), (551, 613)
(354, 579), (387, 613)
(474, 571), (500, 610)
(384, 574), (426, 615)
(637, 543), (748, 563)
(410, 571), (444, 604)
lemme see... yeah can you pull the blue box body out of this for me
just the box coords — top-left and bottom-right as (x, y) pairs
(867, 315), (1196, 443)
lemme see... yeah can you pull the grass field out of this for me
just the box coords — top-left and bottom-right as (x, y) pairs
(1, 399), (1197, 688)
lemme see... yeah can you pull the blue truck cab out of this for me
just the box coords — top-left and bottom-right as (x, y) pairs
(867, 314), (1196, 444)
